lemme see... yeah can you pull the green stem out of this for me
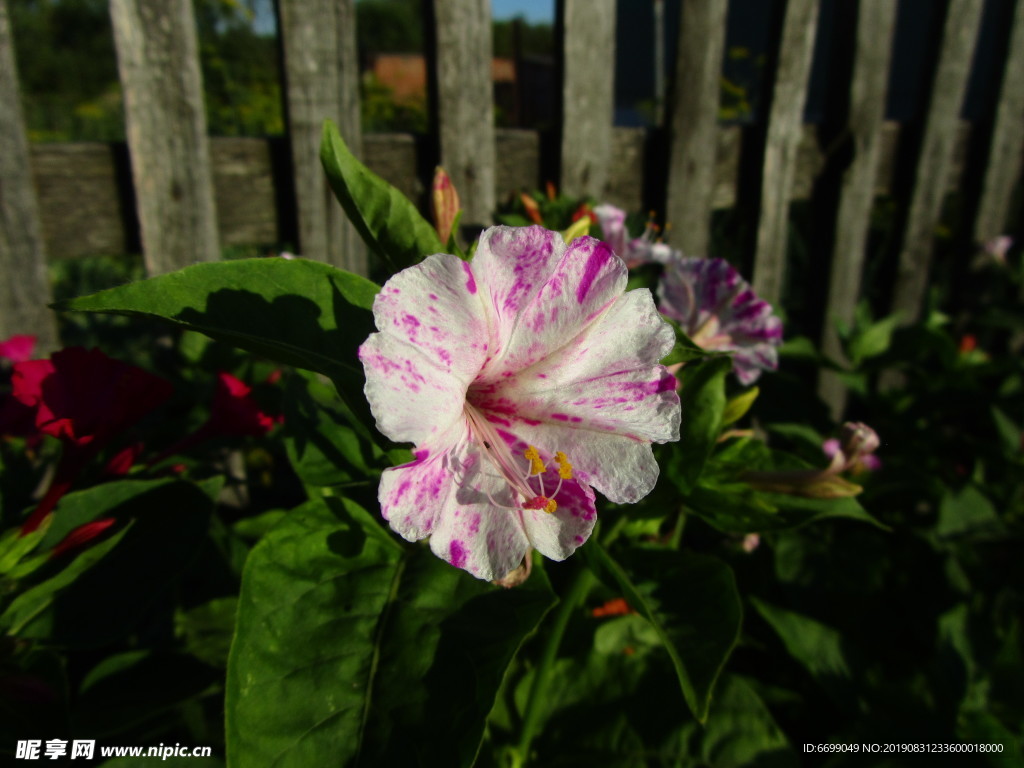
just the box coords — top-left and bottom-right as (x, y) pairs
(512, 564), (596, 767)
(668, 507), (687, 549)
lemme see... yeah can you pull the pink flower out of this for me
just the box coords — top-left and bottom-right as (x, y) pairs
(359, 226), (680, 581)
(593, 204), (674, 268)
(658, 257), (783, 385)
(0, 335), (36, 364)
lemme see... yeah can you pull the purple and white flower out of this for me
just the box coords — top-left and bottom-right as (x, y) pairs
(359, 226), (681, 581)
(658, 256), (783, 385)
(594, 204), (674, 268)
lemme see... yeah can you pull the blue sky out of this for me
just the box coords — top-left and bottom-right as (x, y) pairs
(491, 0), (554, 23)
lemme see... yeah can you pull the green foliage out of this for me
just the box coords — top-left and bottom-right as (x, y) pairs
(226, 496), (557, 766)
(321, 120), (444, 275)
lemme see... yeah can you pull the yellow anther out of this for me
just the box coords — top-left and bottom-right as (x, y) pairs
(544, 499), (558, 514)
(523, 445), (546, 476)
(554, 451), (574, 480)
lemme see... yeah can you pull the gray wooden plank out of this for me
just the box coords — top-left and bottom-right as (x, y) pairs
(665, 0), (728, 257)
(0, 0), (58, 352)
(751, 0), (820, 306)
(433, 0), (496, 229)
(109, 0), (220, 275)
(973, 0), (1024, 244)
(889, 0), (984, 323)
(818, 0), (899, 420)
(278, 0), (365, 274)
(560, 0), (616, 200)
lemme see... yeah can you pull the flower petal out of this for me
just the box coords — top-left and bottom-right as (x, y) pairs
(359, 331), (469, 445)
(368, 253), (491, 384)
(471, 228), (627, 374)
(518, 453), (598, 562)
(467, 288), (679, 503)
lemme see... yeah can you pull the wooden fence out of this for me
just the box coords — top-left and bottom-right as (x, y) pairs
(1, 0), (1022, 419)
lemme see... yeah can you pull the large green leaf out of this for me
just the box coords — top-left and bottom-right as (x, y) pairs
(54, 258), (381, 439)
(226, 496), (556, 767)
(667, 356), (732, 494)
(580, 542), (742, 722)
(321, 120), (445, 274)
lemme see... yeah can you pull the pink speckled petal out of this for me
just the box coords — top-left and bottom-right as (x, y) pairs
(471, 289), (679, 438)
(518, 456), (598, 562)
(369, 253), (491, 383)
(500, 423), (662, 505)
(471, 228), (627, 374)
(359, 331), (468, 445)
(425, 435), (532, 581)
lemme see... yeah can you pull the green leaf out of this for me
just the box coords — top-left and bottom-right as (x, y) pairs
(0, 525), (46, 576)
(722, 386), (759, 426)
(226, 496), (556, 767)
(848, 313), (900, 365)
(937, 484), (1003, 538)
(699, 675), (797, 767)
(3, 479), (213, 645)
(54, 258), (381, 440)
(75, 650), (219, 738)
(176, 596), (239, 669)
(321, 120), (445, 274)
(282, 370), (383, 488)
(667, 356), (732, 494)
(580, 542), (742, 721)
(1, 526), (132, 636)
(749, 598), (854, 706)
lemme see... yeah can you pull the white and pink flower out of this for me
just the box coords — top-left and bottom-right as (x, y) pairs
(593, 204), (674, 268)
(359, 226), (681, 581)
(658, 257), (783, 385)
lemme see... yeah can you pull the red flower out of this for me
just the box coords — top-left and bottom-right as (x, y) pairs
(49, 518), (117, 559)
(0, 334), (36, 364)
(207, 372), (280, 438)
(591, 597), (636, 618)
(12, 347), (173, 447)
(12, 348), (172, 534)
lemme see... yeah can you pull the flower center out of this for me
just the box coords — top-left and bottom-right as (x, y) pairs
(463, 404), (574, 513)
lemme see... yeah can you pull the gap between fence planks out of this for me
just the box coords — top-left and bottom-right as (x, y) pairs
(665, 0), (728, 258)
(278, 0), (366, 275)
(889, 0), (984, 324)
(432, 0), (496, 230)
(817, 0), (898, 421)
(559, 0), (616, 200)
(751, 0), (821, 307)
(109, 0), (220, 275)
(0, 0), (58, 352)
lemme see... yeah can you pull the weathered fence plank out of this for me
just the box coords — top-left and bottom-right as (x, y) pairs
(751, 0), (821, 306)
(889, 0), (984, 323)
(560, 0), (616, 200)
(432, 0), (497, 230)
(973, 0), (1024, 244)
(818, 0), (898, 420)
(665, 0), (728, 258)
(0, 0), (58, 352)
(109, 0), (220, 275)
(278, 0), (365, 274)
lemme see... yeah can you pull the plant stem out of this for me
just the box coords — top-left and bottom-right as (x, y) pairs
(512, 563), (596, 766)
